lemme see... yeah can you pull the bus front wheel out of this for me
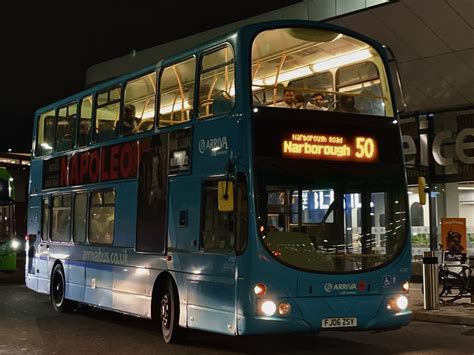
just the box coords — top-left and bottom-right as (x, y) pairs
(160, 278), (183, 343)
(50, 264), (73, 313)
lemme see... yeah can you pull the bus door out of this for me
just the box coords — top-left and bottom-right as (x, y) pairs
(36, 197), (51, 294)
(169, 176), (237, 334)
(25, 204), (39, 290)
(193, 178), (239, 334)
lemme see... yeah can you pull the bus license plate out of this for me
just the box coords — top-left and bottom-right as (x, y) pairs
(321, 317), (357, 328)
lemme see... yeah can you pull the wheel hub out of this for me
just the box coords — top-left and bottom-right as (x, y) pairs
(161, 293), (170, 328)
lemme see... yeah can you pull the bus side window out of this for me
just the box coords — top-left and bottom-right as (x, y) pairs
(41, 197), (50, 241)
(55, 102), (77, 152)
(159, 58), (195, 127)
(122, 72), (156, 135)
(95, 87), (121, 143)
(73, 192), (87, 244)
(78, 96), (93, 147)
(89, 190), (115, 245)
(199, 44), (235, 119)
(36, 110), (55, 156)
(201, 180), (235, 252)
(51, 194), (71, 243)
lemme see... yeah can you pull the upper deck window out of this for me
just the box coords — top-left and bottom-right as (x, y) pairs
(36, 109), (55, 156)
(95, 87), (121, 143)
(55, 102), (77, 152)
(122, 72), (156, 136)
(78, 96), (93, 147)
(251, 27), (393, 117)
(159, 58), (195, 127)
(198, 44), (235, 119)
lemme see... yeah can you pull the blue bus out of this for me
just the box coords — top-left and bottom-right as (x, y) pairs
(26, 20), (412, 343)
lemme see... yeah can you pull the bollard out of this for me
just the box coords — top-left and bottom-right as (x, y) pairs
(422, 251), (439, 310)
(469, 257), (474, 304)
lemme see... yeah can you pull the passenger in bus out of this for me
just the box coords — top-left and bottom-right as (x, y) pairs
(78, 121), (91, 146)
(122, 104), (140, 135)
(274, 89), (297, 108)
(294, 94), (305, 109)
(335, 94), (359, 113)
(306, 93), (328, 111)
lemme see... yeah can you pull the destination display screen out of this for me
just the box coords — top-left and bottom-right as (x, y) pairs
(282, 133), (378, 162)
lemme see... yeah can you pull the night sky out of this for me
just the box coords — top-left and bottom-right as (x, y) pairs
(2, 1), (300, 153)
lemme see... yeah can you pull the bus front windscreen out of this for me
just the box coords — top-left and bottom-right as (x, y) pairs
(255, 163), (407, 273)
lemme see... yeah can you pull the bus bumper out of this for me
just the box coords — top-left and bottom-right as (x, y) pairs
(238, 315), (311, 335)
(238, 294), (411, 335)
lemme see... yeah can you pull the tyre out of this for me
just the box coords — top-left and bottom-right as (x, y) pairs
(160, 278), (184, 343)
(50, 264), (73, 312)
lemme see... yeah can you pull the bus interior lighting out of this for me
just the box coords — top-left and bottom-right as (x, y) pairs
(263, 67), (313, 86)
(312, 48), (372, 72)
(253, 49), (373, 87)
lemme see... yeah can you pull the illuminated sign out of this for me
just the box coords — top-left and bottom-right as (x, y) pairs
(282, 133), (378, 162)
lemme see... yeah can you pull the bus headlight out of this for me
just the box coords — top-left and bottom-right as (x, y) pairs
(10, 239), (20, 250)
(261, 301), (277, 316)
(396, 295), (408, 311)
(387, 295), (409, 311)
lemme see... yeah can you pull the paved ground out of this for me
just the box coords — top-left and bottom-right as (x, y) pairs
(410, 282), (474, 326)
(1, 284), (474, 354)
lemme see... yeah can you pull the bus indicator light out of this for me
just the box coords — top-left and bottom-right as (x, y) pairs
(282, 133), (378, 162)
(254, 283), (267, 296)
(402, 281), (409, 292)
(278, 302), (291, 316)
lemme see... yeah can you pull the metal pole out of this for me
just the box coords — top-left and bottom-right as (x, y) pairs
(428, 189), (438, 251)
(422, 251), (439, 310)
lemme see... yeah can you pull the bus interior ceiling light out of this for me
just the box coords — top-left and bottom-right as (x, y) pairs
(312, 49), (372, 72)
(255, 48), (372, 86)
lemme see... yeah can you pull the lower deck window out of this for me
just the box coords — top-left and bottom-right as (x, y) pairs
(89, 190), (115, 245)
(51, 195), (71, 242)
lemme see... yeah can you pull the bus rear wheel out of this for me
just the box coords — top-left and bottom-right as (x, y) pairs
(50, 264), (73, 312)
(160, 279), (183, 343)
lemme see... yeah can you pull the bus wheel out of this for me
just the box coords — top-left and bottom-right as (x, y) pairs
(50, 264), (73, 313)
(160, 279), (183, 343)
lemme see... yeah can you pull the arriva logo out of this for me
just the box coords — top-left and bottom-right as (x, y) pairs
(198, 136), (228, 155)
(324, 282), (357, 293)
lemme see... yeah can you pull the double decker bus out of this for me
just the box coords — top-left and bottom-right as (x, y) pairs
(26, 20), (412, 343)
